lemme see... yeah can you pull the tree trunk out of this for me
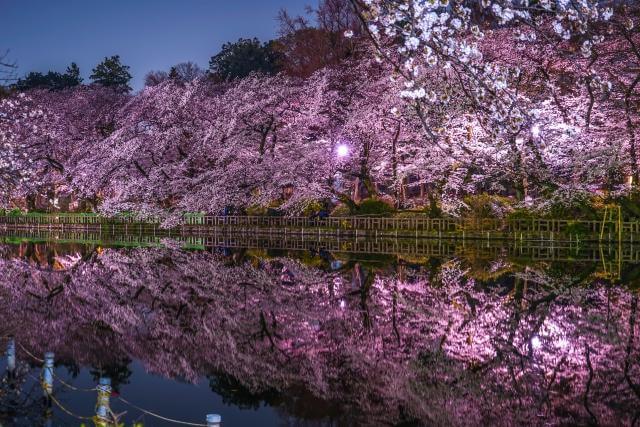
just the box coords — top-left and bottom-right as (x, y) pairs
(352, 177), (361, 202)
(391, 122), (401, 207)
(625, 73), (640, 188)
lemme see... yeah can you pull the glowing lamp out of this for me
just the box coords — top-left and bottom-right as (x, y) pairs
(531, 336), (542, 350)
(337, 144), (349, 158)
(531, 124), (540, 139)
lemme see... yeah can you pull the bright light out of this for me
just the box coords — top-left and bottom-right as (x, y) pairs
(531, 336), (542, 350)
(532, 124), (540, 139)
(337, 144), (349, 158)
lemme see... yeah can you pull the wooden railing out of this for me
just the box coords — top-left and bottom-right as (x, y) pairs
(0, 213), (125, 225)
(187, 215), (462, 232)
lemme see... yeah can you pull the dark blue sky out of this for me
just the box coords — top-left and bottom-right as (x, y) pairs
(1, 0), (314, 91)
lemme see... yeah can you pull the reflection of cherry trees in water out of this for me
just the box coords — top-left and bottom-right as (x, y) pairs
(0, 333), (62, 426)
(0, 358), (51, 426)
(0, 245), (638, 425)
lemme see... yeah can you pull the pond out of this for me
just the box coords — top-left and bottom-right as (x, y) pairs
(0, 232), (638, 426)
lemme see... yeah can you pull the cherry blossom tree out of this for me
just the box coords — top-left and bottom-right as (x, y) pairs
(0, 93), (54, 207)
(349, 0), (615, 128)
(3, 6), (637, 216)
(73, 79), (209, 217)
(345, 0), (624, 201)
(3, 86), (128, 211)
(589, 7), (640, 187)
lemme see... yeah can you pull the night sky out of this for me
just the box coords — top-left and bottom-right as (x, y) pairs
(1, 0), (314, 91)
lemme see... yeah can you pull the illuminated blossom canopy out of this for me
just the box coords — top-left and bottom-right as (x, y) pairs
(351, 0), (616, 131)
(348, 0), (639, 205)
(0, 2), (638, 215)
(0, 94), (48, 204)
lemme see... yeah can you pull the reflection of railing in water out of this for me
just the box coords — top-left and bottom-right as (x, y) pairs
(185, 215), (633, 236)
(0, 228), (177, 248)
(2, 214), (640, 241)
(1, 228), (639, 266)
(200, 233), (639, 266)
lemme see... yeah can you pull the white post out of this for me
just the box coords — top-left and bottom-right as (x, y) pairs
(96, 377), (112, 421)
(43, 352), (54, 397)
(6, 338), (15, 374)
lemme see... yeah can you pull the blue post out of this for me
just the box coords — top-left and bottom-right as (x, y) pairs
(6, 338), (15, 374)
(42, 352), (54, 396)
(207, 414), (222, 427)
(96, 377), (112, 421)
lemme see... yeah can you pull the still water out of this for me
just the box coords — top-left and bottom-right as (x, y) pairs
(0, 231), (639, 426)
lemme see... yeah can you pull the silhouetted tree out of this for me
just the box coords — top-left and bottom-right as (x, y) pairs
(64, 62), (82, 85)
(209, 38), (282, 80)
(90, 55), (132, 92)
(145, 62), (204, 87)
(144, 70), (168, 87)
(0, 49), (16, 87)
(171, 61), (204, 82)
(14, 62), (82, 91)
(168, 66), (180, 81)
(276, 0), (361, 77)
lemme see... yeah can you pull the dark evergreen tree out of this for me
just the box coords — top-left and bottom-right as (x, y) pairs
(90, 55), (132, 92)
(209, 38), (282, 80)
(63, 62), (82, 86)
(15, 62), (82, 91)
(15, 72), (51, 90)
(168, 66), (180, 81)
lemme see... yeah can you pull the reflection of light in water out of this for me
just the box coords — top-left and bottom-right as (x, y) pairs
(540, 320), (570, 350)
(207, 414), (222, 427)
(54, 254), (82, 270)
(531, 336), (542, 350)
(527, 320), (571, 355)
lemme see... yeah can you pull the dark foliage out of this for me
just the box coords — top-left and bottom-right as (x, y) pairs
(209, 38), (282, 80)
(90, 55), (132, 93)
(15, 63), (82, 91)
